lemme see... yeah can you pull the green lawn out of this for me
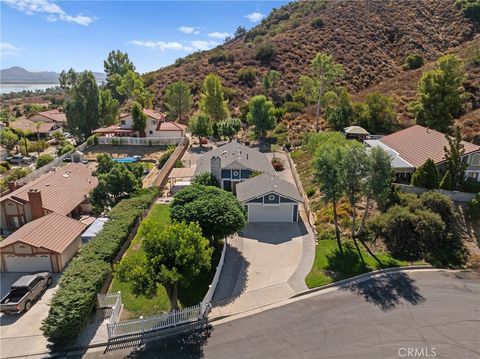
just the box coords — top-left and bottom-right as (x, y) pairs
(109, 203), (222, 319)
(305, 239), (426, 288)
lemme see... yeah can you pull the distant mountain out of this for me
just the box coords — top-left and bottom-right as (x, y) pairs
(0, 66), (106, 84)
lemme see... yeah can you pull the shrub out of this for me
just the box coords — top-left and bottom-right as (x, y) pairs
(86, 134), (98, 146)
(311, 17), (324, 29)
(410, 158), (439, 189)
(0, 161), (11, 171)
(35, 154), (54, 169)
(462, 178), (480, 193)
(41, 189), (157, 346)
(255, 43), (276, 64)
(467, 193), (480, 220)
(403, 53), (425, 70)
(60, 143), (75, 155)
(157, 145), (175, 169)
(271, 156), (285, 171)
(193, 172), (220, 187)
(456, 0), (480, 23)
(306, 187), (316, 198)
(208, 52), (234, 65)
(284, 101), (304, 113)
(237, 68), (257, 86)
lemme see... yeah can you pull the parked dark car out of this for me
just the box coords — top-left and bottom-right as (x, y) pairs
(0, 272), (52, 313)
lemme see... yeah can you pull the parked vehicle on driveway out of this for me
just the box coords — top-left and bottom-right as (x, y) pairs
(6, 154), (24, 164)
(0, 272), (52, 314)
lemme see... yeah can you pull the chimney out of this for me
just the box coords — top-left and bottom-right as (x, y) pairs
(210, 156), (221, 184)
(7, 181), (16, 192)
(28, 188), (44, 220)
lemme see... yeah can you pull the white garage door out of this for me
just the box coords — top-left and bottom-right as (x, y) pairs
(248, 204), (293, 222)
(5, 255), (52, 272)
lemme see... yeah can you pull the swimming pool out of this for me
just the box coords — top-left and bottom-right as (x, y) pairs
(113, 156), (141, 163)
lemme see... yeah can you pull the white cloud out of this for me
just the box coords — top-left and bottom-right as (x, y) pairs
(191, 40), (218, 51)
(0, 42), (22, 57)
(178, 26), (200, 35)
(4, 0), (94, 26)
(129, 40), (185, 51)
(207, 32), (231, 39)
(245, 11), (265, 23)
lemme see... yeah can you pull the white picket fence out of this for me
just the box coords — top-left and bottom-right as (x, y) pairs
(97, 136), (183, 146)
(16, 141), (90, 185)
(98, 238), (228, 340)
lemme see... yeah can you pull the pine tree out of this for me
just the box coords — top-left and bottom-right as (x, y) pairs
(411, 158), (439, 189)
(199, 74), (229, 122)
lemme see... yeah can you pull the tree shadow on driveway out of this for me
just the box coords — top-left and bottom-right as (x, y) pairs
(211, 243), (249, 307)
(340, 272), (425, 311)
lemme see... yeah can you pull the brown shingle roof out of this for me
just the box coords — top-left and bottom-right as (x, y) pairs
(380, 125), (480, 168)
(1, 163), (98, 215)
(9, 118), (58, 133)
(31, 109), (67, 124)
(156, 121), (187, 131)
(0, 213), (85, 253)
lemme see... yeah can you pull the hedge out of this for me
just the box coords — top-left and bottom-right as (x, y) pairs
(41, 188), (157, 347)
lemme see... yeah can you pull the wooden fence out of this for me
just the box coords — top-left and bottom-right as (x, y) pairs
(142, 136), (189, 188)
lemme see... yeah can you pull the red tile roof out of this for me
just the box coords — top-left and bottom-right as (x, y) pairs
(120, 108), (166, 121)
(93, 125), (135, 134)
(0, 213), (85, 253)
(156, 121), (187, 131)
(1, 163), (98, 215)
(380, 125), (480, 168)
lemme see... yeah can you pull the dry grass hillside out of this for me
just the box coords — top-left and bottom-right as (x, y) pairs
(146, 0), (477, 112)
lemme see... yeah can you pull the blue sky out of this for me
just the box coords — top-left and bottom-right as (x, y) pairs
(1, 0), (289, 74)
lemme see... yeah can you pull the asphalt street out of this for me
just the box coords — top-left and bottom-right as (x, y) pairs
(125, 270), (480, 359)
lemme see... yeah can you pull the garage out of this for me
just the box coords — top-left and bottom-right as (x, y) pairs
(4, 254), (52, 272)
(248, 204), (297, 223)
(236, 174), (303, 223)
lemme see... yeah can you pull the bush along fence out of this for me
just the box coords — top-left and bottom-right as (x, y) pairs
(395, 184), (477, 203)
(40, 188), (158, 347)
(16, 141), (91, 185)
(99, 238), (228, 340)
(97, 136), (183, 146)
(142, 136), (189, 188)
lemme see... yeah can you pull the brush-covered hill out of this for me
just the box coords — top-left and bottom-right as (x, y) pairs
(146, 0), (477, 113)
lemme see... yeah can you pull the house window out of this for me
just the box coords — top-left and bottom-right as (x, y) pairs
(151, 120), (156, 125)
(471, 153), (480, 166)
(121, 120), (126, 125)
(149, 131), (153, 135)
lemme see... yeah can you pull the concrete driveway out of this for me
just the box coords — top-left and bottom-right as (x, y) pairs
(211, 221), (315, 317)
(0, 272), (60, 358)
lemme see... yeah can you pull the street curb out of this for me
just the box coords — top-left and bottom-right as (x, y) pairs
(208, 265), (447, 323)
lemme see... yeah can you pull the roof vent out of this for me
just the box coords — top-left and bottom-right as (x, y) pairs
(63, 174), (69, 178)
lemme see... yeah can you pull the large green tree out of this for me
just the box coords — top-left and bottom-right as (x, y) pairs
(217, 118), (242, 141)
(0, 128), (18, 152)
(117, 221), (212, 310)
(299, 53), (344, 131)
(104, 50), (135, 103)
(188, 114), (212, 145)
(99, 89), (120, 126)
(170, 185), (247, 244)
(199, 74), (230, 122)
(131, 101), (147, 135)
(65, 71), (100, 139)
(58, 68), (79, 94)
(443, 127), (467, 190)
(247, 95), (276, 138)
(410, 54), (466, 133)
(163, 81), (193, 121)
(116, 70), (152, 108)
(263, 70), (281, 102)
(324, 87), (354, 131)
(362, 92), (396, 134)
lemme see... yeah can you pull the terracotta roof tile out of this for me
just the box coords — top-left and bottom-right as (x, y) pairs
(156, 121), (187, 131)
(1, 163), (98, 215)
(0, 213), (85, 253)
(9, 118), (59, 133)
(32, 109), (66, 123)
(380, 125), (480, 168)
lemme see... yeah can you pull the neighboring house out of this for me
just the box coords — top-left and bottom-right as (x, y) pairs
(8, 118), (62, 138)
(194, 140), (276, 193)
(0, 146), (8, 161)
(0, 213), (86, 272)
(0, 163), (98, 233)
(365, 125), (480, 182)
(29, 109), (67, 128)
(93, 108), (186, 138)
(195, 141), (303, 222)
(237, 173), (303, 223)
(344, 126), (369, 141)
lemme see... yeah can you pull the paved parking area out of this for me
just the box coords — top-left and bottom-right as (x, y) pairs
(0, 272), (60, 358)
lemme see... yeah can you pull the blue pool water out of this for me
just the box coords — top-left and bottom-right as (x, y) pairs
(113, 156), (140, 163)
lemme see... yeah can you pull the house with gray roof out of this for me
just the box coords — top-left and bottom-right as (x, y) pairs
(194, 141), (303, 222)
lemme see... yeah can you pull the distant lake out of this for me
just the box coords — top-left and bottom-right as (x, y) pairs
(0, 83), (60, 94)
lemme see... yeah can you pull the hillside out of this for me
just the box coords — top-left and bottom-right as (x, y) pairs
(146, 0), (477, 115)
(0, 66), (106, 84)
